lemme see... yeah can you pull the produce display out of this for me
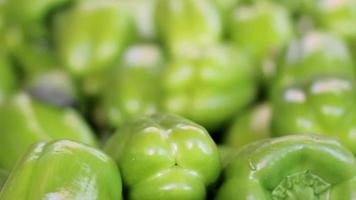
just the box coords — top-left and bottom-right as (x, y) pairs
(0, 0), (355, 199)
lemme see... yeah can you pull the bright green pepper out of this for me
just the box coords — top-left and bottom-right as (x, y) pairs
(155, 0), (222, 57)
(0, 53), (16, 102)
(223, 103), (271, 149)
(104, 113), (221, 200)
(54, 0), (134, 77)
(99, 44), (163, 128)
(0, 93), (97, 170)
(216, 135), (356, 200)
(314, 0), (356, 41)
(271, 31), (355, 100)
(161, 45), (256, 130)
(230, 1), (293, 64)
(271, 77), (356, 154)
(0, 140), (122, 200)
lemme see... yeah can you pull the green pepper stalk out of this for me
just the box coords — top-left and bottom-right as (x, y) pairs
(155, 0), (223, 57)
(0, 93), (97, 170)
(99, 44), (163, 129)
(54, 0), (134, 77)
(104, 113), (221, 200)
(271, 31), (355, 100)
(216, 135), (356, 200)
(0, 140), (122, 200)
(161, 45), (257, 130)
(271, 77), (356, 154)
(223, 103), (272, 149)
(230, 1), (294, 67)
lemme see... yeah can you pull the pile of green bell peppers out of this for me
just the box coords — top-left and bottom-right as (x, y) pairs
(0, 0), (356, 199)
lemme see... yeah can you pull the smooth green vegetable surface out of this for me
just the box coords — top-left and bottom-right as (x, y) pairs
(0, 140), (122, 200)
(54, 0), (133, 77)
(161, 45), (256, 130)
(0, 93), (97, 170)
(105, 113), (221, 200)
(271, 31), (355, 100)
(216, 135), (356, 200)
(99, 44), (163, 128)
(272, 77), (356, 154)
(156, 0), (222, 57)
(224, 103), (271, 149)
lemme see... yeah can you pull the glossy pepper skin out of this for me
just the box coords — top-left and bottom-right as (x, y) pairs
(54, 0), (133, 77)
(0, 140), (122, 200)
(104, 113), (221, 200)
(216, 135), (356, 200)
(271, 77), (356, 154)
(161, 45), (256, 130)
(99, 44), (163, 128)
(0, 93), (97, 170)
(271, 31), (355, 100)
(230, 1), (293, 64)
(223, 103), (271, 149)
(155, 0), (222, 57)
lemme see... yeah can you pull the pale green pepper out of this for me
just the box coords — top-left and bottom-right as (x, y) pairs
(272, 77), (356, 154)
(161, 45), (256, 130)
(155, 0), (222, 57)
(104, 113), (221, 200)
(0, 140), (122, 200)
(271, 31), (355, 100)
(216, 135), (356, 199)
(0, 93), (97, 170)
(230, 1), (294, 64)
(223, 103), (272, 149)
(99, 44), (163, 128)
(54, 0), (134, 77)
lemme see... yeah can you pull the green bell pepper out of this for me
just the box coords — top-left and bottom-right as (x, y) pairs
(3, 0), (69, 48)
(161, 45), (256, 130)
(0, 140), (122, 200)
(0, 93), (97, 170)
(155, 0), (222, 57)
(212, 0), (238, 34)
(54, 0), (134, 77)
(230, 1), (293, 64)
(99, 44), (163, 128)
(216, 135), (356, 200)
(118, 0), (157, 40)
(271, 31), (355, 100)
(0, 53), (16, 102)
(0, 169), (8, 190)
(223, 103), (271, 149)
(271, 77), (356, 154)
(104, 113), (221, 200)
(314, 0), (356, 41)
